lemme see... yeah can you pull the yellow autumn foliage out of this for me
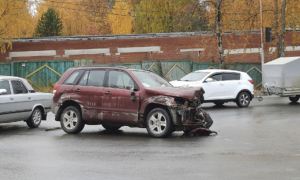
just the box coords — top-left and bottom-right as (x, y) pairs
(108, 0), (133, 34)
(0, 0), (34, 52)
(208, 0), (300, 32)
(37, 0), (110, 35)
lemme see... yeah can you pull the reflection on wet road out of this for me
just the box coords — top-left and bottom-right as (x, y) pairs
(0, 97), (300, 180)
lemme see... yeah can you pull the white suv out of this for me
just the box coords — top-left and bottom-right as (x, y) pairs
(170, 69), (254, 107)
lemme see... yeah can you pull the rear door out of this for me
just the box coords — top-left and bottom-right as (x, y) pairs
(102, 70), (140, 124)
(221, 73), (241, 99)
(0, 79), (15, 123)
(7, 80), (32, 122)
(73, 69), (106, 123)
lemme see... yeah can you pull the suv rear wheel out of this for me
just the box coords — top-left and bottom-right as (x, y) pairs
(60, 106), (85, 134)
(236, 91), (251, 108)
(146, 108), (173, 138)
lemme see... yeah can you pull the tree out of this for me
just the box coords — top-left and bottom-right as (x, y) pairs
(82, 0), (111, 34)
(36, 0), (111, 35)
(35, 8), (63, 37)
(134, 0), (208, 33)
(108, 0), (134, 34)
(0, 0), (34, 53)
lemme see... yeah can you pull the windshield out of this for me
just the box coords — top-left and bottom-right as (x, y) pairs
(132, 70), (173, 88)
(180, 72), (209, 81)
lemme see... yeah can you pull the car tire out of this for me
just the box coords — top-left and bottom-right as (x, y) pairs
(26, 107), (42, 128)
(236, 91), (251, 108)
(102, 124), (122, 131)
(289, 96), (299, 103)
(146, 108), (173, 138)
(60, 106), (85, 134)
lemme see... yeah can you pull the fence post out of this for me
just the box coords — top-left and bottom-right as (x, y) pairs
(10, 61), (14, 76)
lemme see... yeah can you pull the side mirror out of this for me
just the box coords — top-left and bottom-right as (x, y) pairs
(0, 89), (8, 95)
(204, 78), (214, 83)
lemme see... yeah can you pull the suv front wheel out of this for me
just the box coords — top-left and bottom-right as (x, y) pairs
(60, 106), (85, 134)
(146, 108), (173, 138)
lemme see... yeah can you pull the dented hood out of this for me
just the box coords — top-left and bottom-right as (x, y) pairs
(144, 87), (203, 100)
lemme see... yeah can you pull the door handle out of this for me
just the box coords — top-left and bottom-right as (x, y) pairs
(10, 98), (14, 101)
(28, 97), (31, 100)
(104, 91), (111, 95)
(75, 88), (81, 92)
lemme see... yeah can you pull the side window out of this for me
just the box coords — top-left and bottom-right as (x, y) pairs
(64, 70), (83, 85)
(78, 71), (89, 86)
(210, 74), (222, 81)
(11, 80), (28, 94)
(222, 73), (240, 81)
(108, 71), (135, 90)
(0, 80), (11, 95)
(87, 70), (106, 87)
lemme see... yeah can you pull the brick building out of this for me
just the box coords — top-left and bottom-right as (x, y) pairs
(0, 31), (300, 89)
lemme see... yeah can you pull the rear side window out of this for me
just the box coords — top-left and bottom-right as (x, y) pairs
(222, 73), (240, 81)
(87, 70), (106, 87)
(64, 70), (83, 85)
(11, 80), (28, 94)
(0, 80), (11, 95)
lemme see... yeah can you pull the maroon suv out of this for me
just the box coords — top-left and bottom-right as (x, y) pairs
(52, 67), (213, 137)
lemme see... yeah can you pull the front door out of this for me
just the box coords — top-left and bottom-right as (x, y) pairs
(202, 73), (224, 100)
(102, 70), (140, 124)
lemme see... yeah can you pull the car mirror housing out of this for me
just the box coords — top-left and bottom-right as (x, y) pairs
(204, 78), (214, 83)
(0, 89), (7, 95)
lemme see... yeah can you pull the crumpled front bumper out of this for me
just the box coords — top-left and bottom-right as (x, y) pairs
(169, 105), (213, 131)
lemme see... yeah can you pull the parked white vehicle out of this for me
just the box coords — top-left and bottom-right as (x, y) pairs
(0, 76), (53, 127)
(170, 69), (254, 107)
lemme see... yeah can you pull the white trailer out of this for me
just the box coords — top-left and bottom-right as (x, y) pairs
(262, 56), (300, 103)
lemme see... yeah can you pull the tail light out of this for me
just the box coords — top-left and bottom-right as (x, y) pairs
(248, 80), (254, 84)
(53, 83), (59, 94)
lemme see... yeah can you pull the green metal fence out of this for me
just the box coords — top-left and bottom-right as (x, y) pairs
(117, 61), (262, 88)
(0, 60), (92, 91)
(0, 60), (262, 91)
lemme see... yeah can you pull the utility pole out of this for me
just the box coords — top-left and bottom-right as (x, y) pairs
(215, 0), (224, 69)
(259, 0), (265, 65)
(259, 0), (265, 85)
(279, 0), (286, 57)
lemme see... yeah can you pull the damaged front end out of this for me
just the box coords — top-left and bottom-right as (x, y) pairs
(145, 87), (216, 135)
(172, 96), (214, 133)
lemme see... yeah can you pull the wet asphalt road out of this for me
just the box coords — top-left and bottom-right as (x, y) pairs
(0, 97), (300, 180)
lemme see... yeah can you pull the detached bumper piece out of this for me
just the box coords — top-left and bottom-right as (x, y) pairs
(179, 106), (217, 136)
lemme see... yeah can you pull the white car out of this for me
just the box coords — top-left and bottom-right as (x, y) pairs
(170, 69), (254, 107)
(0, 76), (53, 127)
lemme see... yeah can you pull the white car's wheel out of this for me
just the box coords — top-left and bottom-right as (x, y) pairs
(60, 106), (85, 134)
(26, 108), (42, 128)
(289, 96), (299, 103)
(236, 91), (251, 108)
(146, 108), (173, 138)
